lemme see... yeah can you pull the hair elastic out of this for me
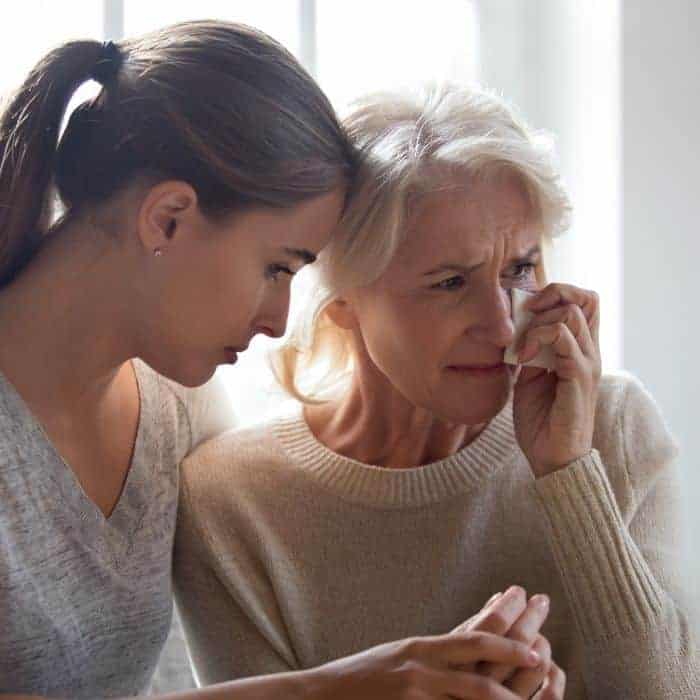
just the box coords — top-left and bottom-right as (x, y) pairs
(90, 40), (123, 85)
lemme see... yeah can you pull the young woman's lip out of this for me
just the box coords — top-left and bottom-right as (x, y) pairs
(224, 347), (239, 365)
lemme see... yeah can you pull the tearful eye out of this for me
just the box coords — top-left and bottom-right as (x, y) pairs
(506, 263), (537, 282)
(266, 264), (294, 282)
(432, 275), (466, 291)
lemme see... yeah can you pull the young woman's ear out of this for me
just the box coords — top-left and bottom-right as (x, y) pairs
(325, 298), (357, 330)
(137, 181), (199, 255)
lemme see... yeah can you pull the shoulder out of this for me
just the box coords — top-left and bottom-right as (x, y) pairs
(593, 371), (679, 512)
(179, 410), (292, 508)
(176, 411), (298, 560)
(134, 359), (238, 458)
(594, 371), (678, 462)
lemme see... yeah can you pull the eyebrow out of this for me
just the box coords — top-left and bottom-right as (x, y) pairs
(283, 247), (317, 265)
(423, 245), (542, 276)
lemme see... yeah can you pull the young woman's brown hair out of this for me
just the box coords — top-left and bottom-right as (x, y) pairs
(0, 20), (355, 286)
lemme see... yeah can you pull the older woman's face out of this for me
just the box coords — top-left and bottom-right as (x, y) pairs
(349, 177), (543, 425)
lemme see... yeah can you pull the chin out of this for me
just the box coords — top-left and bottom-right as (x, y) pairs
(141, 353), (218, 388)
(431, 381), (512, 426)
(177, 363), (219, 388)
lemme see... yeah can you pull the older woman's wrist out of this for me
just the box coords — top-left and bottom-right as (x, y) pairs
(530, 449), (594, 479)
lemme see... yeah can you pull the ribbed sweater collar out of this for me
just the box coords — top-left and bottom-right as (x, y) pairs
(273, 399), (519, 508)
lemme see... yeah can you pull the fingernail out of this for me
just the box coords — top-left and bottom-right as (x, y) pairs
(533, 594), (550, 609)
(506, 585), (523, 597)
(528, 650), (543, 666)
(486, 592), (503, 605)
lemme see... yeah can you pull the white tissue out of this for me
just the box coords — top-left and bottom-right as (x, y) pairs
(504, 288), (556, 370)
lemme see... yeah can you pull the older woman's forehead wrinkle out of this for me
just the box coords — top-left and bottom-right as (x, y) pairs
(395, 187), (537, 273)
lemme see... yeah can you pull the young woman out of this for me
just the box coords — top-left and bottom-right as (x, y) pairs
(174, 84), (698, 699)
(0, 22), (547, 700)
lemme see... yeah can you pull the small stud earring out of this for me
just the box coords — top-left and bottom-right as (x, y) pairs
(154, 248), (163, 257)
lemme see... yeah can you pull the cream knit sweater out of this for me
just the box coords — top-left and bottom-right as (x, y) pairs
(173, 373), (698, 698)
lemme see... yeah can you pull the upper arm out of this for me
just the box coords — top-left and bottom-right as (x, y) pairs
(621, 377), (691, 604)
(172, 477), (296, 685)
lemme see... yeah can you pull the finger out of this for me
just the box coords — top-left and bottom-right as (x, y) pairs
(449, 591), (507, 674)
(514, 363), (552, 390)
(525, 284), (600, 345)
(465, 585), (528, 636)
(436, 631), (542, 669)
(505, 635), (552, 698)
(485, 591), (504, 606)
(480, 595), (550, 682)
(518, 322), (585, 371)
(451, 591), (503, 635)
(532, 662), (567, 700)
(522, 304), (595, 359)
(441, 670), (524, 700)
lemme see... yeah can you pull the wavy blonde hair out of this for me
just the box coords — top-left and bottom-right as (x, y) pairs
(270, 83), (572, 403)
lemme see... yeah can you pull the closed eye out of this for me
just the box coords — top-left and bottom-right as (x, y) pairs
(266, 264), (295, 282)
(431, 275), (466, 291)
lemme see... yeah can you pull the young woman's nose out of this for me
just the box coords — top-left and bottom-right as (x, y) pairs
(256, 288), (291, 339)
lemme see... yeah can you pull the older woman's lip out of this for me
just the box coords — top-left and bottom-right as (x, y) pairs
(447, 363), (507, 373)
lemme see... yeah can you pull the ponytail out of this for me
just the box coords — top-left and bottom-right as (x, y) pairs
(0, 22), (357, 288)
(0, 40), (104, 286)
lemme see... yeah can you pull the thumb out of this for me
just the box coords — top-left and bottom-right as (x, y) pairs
(516, 365), (547, 388)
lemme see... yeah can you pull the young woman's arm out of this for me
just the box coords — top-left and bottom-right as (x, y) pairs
(0, 679), (310, 700)
(1, 632), (540, 700)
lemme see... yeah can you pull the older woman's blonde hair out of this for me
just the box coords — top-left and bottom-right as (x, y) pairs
(270, 83), (572, 403)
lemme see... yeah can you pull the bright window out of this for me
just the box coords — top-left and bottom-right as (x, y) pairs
(0, 1), (102, 97)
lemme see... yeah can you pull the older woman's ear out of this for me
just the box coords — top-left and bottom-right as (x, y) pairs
(325, 298), (357, 330)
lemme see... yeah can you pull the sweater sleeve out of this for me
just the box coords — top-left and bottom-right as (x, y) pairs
(172, 464), (297, 686)
(531, 375), (699, 698)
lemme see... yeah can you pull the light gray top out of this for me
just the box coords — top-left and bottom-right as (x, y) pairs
(0, 359), (236, 697)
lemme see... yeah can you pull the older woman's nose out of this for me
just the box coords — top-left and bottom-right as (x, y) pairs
(470, 285), (515, 347)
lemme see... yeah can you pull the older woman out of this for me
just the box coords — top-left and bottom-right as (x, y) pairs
(173, 85), (698, 699)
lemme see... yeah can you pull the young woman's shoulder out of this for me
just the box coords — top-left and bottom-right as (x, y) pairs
(593, 371), (680, 513)
(133, 359), (238, 459)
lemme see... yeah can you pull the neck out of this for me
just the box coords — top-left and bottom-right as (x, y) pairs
(0, 219), (139, 412)
(306, 361), (487, 470)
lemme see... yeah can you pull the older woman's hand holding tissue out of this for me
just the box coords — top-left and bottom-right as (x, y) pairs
(511, 283), (602, 479)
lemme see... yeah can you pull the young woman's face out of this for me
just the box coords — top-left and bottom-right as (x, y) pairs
(143, 187), (346, 386)
(347, 177), (543, 425)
